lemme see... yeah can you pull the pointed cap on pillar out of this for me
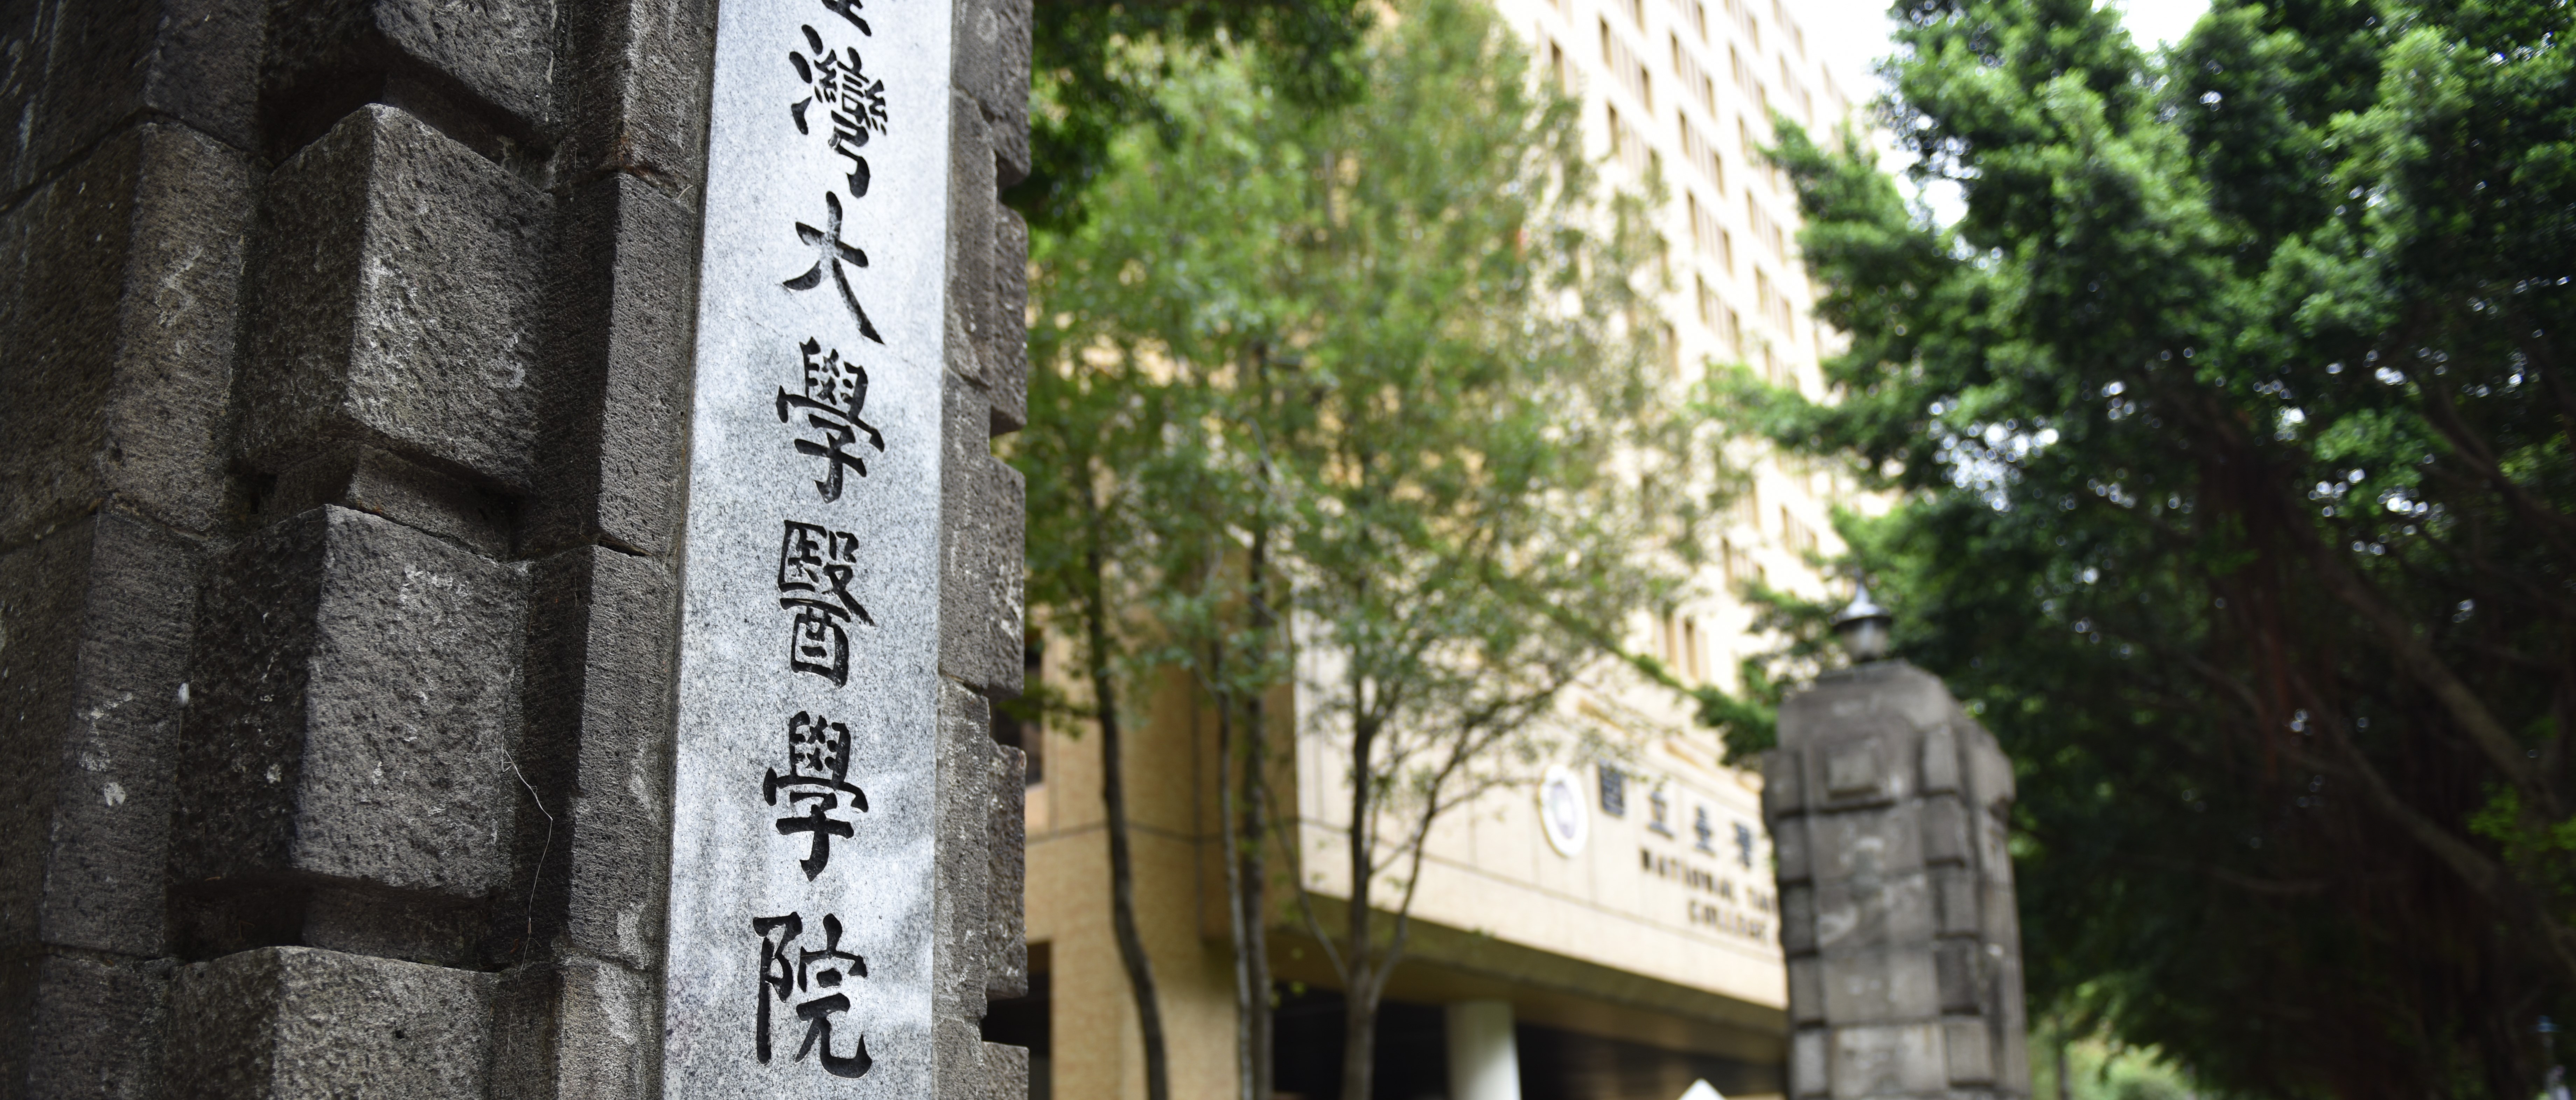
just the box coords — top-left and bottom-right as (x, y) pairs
(1832, 584), (1895, 662)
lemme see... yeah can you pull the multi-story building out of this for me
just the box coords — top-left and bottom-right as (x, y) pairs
(993, 4), (1862, 1098)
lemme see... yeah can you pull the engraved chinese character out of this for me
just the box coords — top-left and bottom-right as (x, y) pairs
(783, 192), (884, 344)
(1732, 821), (1756, 869)
(767, 711), (869, 878)
(752, 912), (874, 1078)
(789, 26), (889, 200)
(778, 338), (885, 501)
(817, 0), (870, 34)
(1693, 805), (1717, 854)
(779, 521), (873, 685)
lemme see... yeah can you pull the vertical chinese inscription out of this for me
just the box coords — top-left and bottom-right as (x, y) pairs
(666, 0), (954, 1094)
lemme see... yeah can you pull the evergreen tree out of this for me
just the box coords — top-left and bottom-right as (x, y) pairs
(1717, 0), (2576, 1092)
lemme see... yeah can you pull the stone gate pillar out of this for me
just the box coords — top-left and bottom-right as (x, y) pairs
(1762, 598), (2029, 1100)
(0, 0), (1031, 1096)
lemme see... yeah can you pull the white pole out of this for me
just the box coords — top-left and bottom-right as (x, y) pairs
(1444, 1000), (1523, 1100)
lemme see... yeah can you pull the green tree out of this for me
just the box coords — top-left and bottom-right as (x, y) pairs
(1020, 0), (1370, 229)
(1707, 0), (2576, 1093)
(1013, 4), (1710, 1098)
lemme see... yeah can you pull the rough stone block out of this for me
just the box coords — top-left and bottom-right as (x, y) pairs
(952, 0), (1031, 187)
(1762, 749), (1803, 817)
(491, 955), (656, 1100)
(1828, 1023), (1944, 1100)
(1809, 805), (1924, 881)
(947, 95), (1000, 384)
(935, 1015), (989, 1100)
(1819, 950), (1938, 1024)
(1934, 868), (1978, 936)
(242, 104), (551, 493)
(1779, 885), (1815, 955)
(522, 546), (677, 970)
(172, 506), (526, 898)
(0, 514), (201, 956)
(1772, 815), (1811, 883)
(264, 0), (561, 138)
(1787, 957), (1823, 1024)
(935, 681), (995, 1022)
(1933, 940), (1977, 1013)
(1945, 1020), (1995, 1084)
(939, 374), (1028, 698)
(1791, 1028), (1829, 1097)
(983, 1041), (1031, 1100)
(1920, 722), (1960, 793)
(0, 952), (170, 1100)
(986, 743), (1029, 1000)
(1778, 661), (1957, 749)
(984, 207), (1030, 435)
(0, 123), (252, 545)
(1921, 796), (1968, 866)
(526, 174), (696, 557)
(264, 445), (515, 557)
(0, 0), (263, 194)
(1813, 875), (1933, 952)
(559, 0), (716, 187)
(168, 946), (494, 1100)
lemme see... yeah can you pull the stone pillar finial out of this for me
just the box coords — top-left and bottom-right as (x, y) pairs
(1833, 584), (1896, 663)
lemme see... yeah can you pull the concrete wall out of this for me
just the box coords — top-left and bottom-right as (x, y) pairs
(0, 1), (1030, 1095)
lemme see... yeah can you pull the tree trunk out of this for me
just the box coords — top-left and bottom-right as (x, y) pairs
(1340, 701), (1380, 1100)
(1241, 527), (1276, 1100)
(1085, 517), (1170, 1100)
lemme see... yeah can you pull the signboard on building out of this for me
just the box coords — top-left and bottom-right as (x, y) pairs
(664, 0), (955, 1092)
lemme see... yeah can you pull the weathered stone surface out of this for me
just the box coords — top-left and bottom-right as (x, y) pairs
(168, 946), (494, 1100)
(172, 506), (526, 898)
(935, 681), (995, 1022)
(952, 0), (1030, 187)
(984, 208), (1031, 435)
(985, 743), (1028, 1000)
(559, 0), (716, 187)
(264, 445), (516, 557)
(940, 373), (1027, 698)
(0, 514), (201, 957)
(1829, 1024), (1944, 1099)
(492, 955), (658, 1100)
(242, 104), (551, 493)
(0, 952), (170, 1100)
(1819, 951), (1938, 1024)
(264, 0), (562, 138)
(522, 546), (676, 970)
(1812, 877), (1933, 952)
(1767, 660), (2029, 1100)
(982, 1042), (1030, 1100)
(0, 124), (252, 545)
(0, 0), (264, 194)
(526, 174), (697, 558)
(1791, 1029), (1828, 1098)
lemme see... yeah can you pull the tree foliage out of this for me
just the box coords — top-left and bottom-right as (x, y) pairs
(1714, 0), (2576, 1093)
(1011, 3), (1710, 1096)
(1019, 0), (1371, 229)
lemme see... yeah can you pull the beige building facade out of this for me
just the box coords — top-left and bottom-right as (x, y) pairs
(992, 1), (1862, 1096)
